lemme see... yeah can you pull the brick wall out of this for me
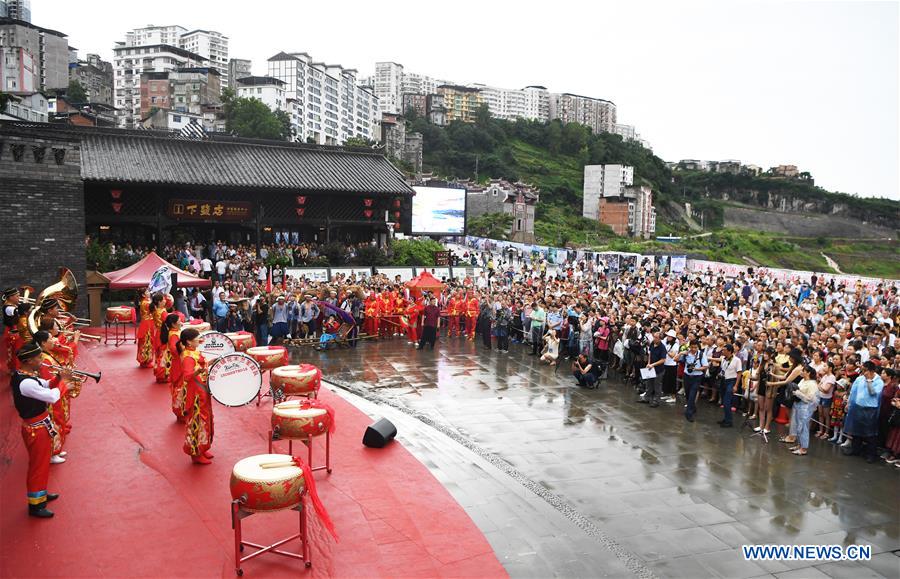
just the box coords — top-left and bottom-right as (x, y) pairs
(0, 132), (87, 316)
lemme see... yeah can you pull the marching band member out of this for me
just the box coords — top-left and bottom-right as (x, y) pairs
(136, 292), (161, 368)
(378, 289), (392, 339)
(33, 331), (70, 464)
(2, 287), (25, 372)
(177, 329), (214, 464)
(405, 297), (422, 344)
(11, 342), (71, 518)
(155, 314), (182, 384)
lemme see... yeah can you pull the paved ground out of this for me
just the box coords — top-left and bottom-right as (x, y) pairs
(295, 335), (900, 579)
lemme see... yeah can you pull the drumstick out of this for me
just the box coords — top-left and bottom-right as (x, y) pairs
(260, 460), (297, 469)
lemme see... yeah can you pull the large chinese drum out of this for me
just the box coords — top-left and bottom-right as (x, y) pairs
(106, 306), (134, 323)
(247, 346), (288, 371)
(271, 364), (321, 397)
(225, 331), (256, 352)
(185, 319), (211, 333)
(272, 401), (332, 440)
(230, 454), (305, 513)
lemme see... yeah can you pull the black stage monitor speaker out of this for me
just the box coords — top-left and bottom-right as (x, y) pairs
(362, 418), (397, 448)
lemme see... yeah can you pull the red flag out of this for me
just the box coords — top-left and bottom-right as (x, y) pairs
(266, 266), (272, 294)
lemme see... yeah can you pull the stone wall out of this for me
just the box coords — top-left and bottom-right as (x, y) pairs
(0, 132), (86, 314)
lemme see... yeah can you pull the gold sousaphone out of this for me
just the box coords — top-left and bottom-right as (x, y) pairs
(25, 268), (96, 340)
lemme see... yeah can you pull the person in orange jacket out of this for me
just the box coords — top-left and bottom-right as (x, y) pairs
(447, 292), (460, 337)
(466, 292), (479, 341)
(364, 294), (379, 337)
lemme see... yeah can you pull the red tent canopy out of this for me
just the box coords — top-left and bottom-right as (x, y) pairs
(105, 251), (211, 290)
(405, 271), (445, 297)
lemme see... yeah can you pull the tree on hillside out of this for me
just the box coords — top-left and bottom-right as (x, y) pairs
(221, 88), (289, 141)
(66, 80), (87, 103)
(467, 212), (514, 240)
(344, 136), (376, 148)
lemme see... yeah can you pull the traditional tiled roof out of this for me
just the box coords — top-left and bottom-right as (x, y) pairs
(0, 121), (413, 195)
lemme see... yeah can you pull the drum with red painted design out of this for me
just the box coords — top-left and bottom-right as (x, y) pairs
(271, 401), (332, 440)
(229, 454), (305, 512)
(224, 332), (256, 352)
(271, 364), (321, 397)
(105, 306), (134, 323)
(246, 346), (288, 371)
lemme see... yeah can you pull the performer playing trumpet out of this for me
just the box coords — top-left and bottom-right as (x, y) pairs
(10, 342), (72, 518)
(33, 330), (71, 464)
(2, 287), (25, 372)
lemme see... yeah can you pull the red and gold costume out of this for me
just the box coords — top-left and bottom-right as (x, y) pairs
(38, 353), (68, 455)
(135, 296), (155, 367)
(155, 329), (179, 384)
(2, 289), (25, 373)
(466, 295), (479, 340)
(447, 295), (460, 337)
(378, 292), (393, 338)
(180, 348), (213, 460)
(363, 296), (379, 337)
(405, 300), (423, 343)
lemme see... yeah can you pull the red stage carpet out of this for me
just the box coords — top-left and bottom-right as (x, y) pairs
(0, 341), (506, 578)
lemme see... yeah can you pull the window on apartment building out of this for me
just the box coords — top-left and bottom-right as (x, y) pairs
(173, 115), (181, 123)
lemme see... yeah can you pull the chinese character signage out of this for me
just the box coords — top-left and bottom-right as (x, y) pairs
(167, 199), (254, 222)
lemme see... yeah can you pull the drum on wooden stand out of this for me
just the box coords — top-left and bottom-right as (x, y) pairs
(197, 331), (235, 362)
(207, 353), (262, 407)
(224, 331), (256, 352)
(271, 364), (321, 399)
(269, 400), (334, 473)
(105, 306), (134, 323)
(229, 454), (337, 575)
(246, 346), (289, 405)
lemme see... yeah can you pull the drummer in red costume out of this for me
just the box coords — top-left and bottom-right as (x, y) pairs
(2, 287), (25, 372)
(136, 292), (162, 368)
(465, 292), (479, 341)
(405, 297), (423, 344)
(155, 313), (182, 384)
(177, 328), (214, 464)
(364, 293), (379, 337)
(446, 291), (460, 338)
(10, 342), (71, 518)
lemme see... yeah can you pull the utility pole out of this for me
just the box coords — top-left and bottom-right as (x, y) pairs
(474, 155), (479, 182)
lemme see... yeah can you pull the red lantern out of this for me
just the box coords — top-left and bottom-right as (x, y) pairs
(296, 196), (307, 205)
(393, 222), (401, 230)
(111, 189), (122, 199)
(363, 198), (373, 207)
(393, 199), (401, 208)
(394, 211), (401, 219)
(296, 208), (305, 216)
(363, 209), (373, 218)
(112, 202), (123, 214)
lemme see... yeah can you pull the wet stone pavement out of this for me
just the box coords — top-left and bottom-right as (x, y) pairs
(292, 336), (900, 578)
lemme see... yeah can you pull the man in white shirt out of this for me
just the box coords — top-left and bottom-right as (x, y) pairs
(215, 259), (228, 282)
(200, 257), (213, 279)
(718, 344), (743, 428)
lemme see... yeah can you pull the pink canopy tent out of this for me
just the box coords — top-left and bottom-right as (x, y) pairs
(104, 251), (211, 290)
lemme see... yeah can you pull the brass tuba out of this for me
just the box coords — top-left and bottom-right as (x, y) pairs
(26, 268), (79, 336)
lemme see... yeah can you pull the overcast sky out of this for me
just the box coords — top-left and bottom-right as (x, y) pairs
(36, 0), (899, 200)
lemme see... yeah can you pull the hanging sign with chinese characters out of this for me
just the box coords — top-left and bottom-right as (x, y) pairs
(167, 199), (254, 221)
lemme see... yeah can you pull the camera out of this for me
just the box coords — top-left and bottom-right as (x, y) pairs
(686, 363), (697, 373)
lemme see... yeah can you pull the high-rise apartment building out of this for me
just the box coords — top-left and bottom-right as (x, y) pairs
(437, 85), (483, 123)
(236, 76), (285, 111)
(267, 51), (378, 145)
(112, 41), (206, 127)
(70, 53), (114, 104)
(550, 93), (616, 134)
(0, 17), (69, 91)
(0, 2), (8, 18)
(582, 164), (634, 219)
(373, 61), (403, 114)
(5, 0), (29, 22)
(179, 29), (228, 87)
(227, 58), (252, 91)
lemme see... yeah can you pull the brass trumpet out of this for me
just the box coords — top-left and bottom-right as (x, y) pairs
(41, 361), (102, 383)
(60, 329), (102, 343)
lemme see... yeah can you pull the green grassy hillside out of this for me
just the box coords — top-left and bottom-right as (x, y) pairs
(405, 109), (899, 277)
